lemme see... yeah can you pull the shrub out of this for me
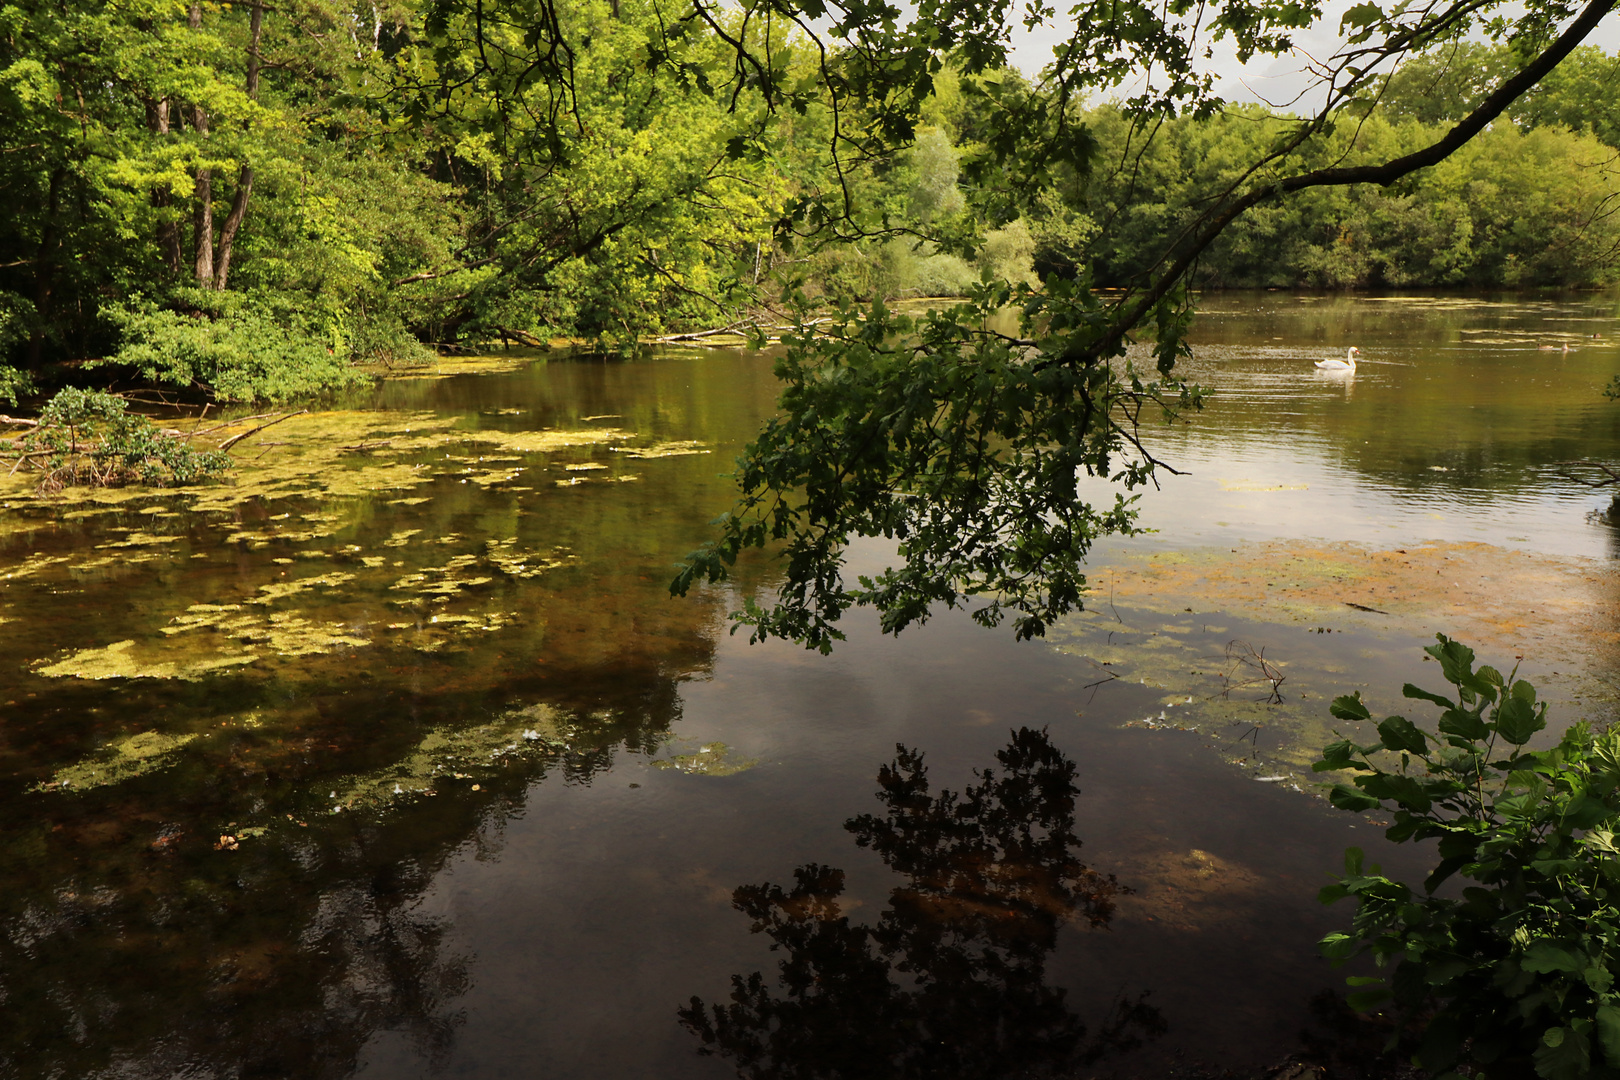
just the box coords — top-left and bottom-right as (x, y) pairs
(1316, 634), (1620, 1079)
(11, 388), (231, 490)
(98, 292), (365, 403)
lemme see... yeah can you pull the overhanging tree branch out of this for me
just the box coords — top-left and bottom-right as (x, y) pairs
(1090, 0), (1619, 363)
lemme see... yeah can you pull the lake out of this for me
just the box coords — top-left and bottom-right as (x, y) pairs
(2, 292), (1617, 1079)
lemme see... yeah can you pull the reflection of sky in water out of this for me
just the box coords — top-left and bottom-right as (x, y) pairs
(9, 294), (1617, 1080)
(1080, 294), (1620, 559)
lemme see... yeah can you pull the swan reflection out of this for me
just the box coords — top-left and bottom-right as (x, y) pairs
(681, 727), (1162, 1078)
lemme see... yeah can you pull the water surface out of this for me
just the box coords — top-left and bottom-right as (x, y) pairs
(1, 292), (1617, 1079)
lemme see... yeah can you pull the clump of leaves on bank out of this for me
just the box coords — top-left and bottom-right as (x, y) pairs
(1316, 634), (1620, 1079)
(4, 389), (231, 492)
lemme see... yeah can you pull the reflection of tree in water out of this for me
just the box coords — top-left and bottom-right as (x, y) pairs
(681, 727), (1163, 1079)
(0, 657), (698, 1079)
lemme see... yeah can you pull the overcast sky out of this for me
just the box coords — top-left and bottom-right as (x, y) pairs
(1003, 2), (1620, 110)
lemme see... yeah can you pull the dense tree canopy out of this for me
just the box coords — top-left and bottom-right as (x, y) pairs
(0, 0), (799, 398)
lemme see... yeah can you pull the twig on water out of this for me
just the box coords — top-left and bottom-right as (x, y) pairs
(219, 410), (309, 451)
(1213, 640), (1286, 704)
(186, 409), (294, 440)
(7, 451), (51, 476)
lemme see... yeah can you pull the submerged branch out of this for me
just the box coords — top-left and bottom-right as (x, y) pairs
(219, 410), (309, 451)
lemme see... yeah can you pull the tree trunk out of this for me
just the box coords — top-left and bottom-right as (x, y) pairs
(210, 1), (263, 291)
(147, 97), (183, 276)
(192, 127), (213, 286)
(212, 168), (253, 290)
(188, 2), (214, 287)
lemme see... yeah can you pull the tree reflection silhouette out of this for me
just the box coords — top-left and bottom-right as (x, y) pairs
(681, 727), (1163, 1079)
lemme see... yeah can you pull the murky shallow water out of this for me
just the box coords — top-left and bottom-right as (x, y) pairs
(2, 293), (1617, 1078)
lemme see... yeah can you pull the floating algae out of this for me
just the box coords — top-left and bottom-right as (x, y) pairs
(611, 440), (709, 459)
(1082, 540), (1618, 658)
(95, 530), (184, 549)
(34, 639), (258, 681)
(385, 609), (520, 652)
(455, 427), (629, 455)
(33, 730), (201, 792)
(484, 539), (574, 579)
(465, 465), (528, 487)
(1, 553), (71, 581)
(175, 409), (458, 511)
(389, 555), (493, 604)
(0, 406), (642, 526)
(650, 741), (758, 777)
(243, 612), (370, 656)
(247, 571), (355, 605)
(1047, 538), (1620, 783)
(3, 401), (695, 688)
(162, 603), (253, 634)
(326, 703), (570, 809)
(223, 526), (338, 548)
(371, 353), (545, 380)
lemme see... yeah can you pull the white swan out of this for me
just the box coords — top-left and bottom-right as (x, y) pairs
(1314, 347), (1359, 372)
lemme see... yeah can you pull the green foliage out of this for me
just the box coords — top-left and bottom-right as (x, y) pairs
(1316, 634), (1620, 1079)
(671, 277), (1202, 651)
(1373, 43), (1620, 150)
(1078, 105), (1620, 290)
(99, 293), (363, 404)
(1, 0), (1615, 409)
(14, 388), (230, 489)
(904, 128), (968, 225)
(0, 365), (32, 407)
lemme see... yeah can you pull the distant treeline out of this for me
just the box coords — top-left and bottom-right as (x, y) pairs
(668, 42), (1620, 304)
(879, 43), (1620, 297)
(1076, 44), (1620, 291)
(1, 2), (1615, 403)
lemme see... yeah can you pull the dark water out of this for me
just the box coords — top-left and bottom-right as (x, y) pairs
(1, 293), (1616, 1079)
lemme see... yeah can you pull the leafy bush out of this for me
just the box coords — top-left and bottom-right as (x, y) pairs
(978, 219), (1039, 287)
(342, 308), (436, 367)
(0, 293), (37, 402)
(12, 388), (231, 490)
(1316, 634), (1620, 1079)
(99, 292), (364, 403)
(0, 364), (32, 407)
